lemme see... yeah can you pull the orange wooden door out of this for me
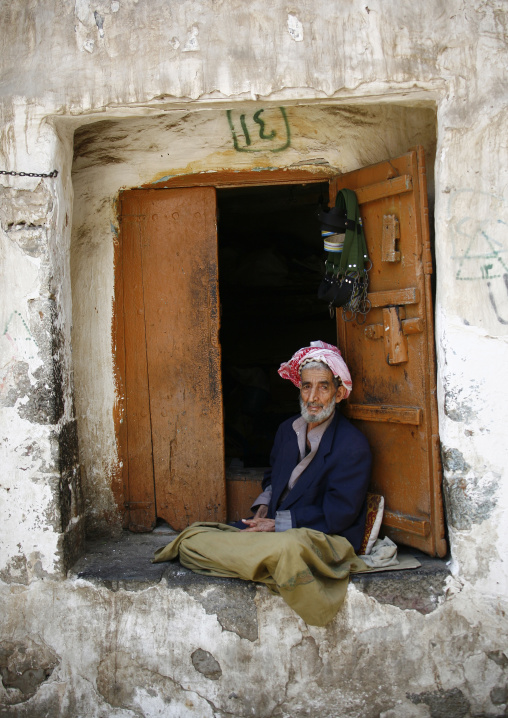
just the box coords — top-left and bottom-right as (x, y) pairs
(119, 187), (226, 531)
(332, 147), (447, 557)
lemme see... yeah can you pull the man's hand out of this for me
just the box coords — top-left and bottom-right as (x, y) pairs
(241, 517), (275, 532)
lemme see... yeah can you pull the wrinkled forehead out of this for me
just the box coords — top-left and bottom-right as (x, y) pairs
(299, 364), (335, 383)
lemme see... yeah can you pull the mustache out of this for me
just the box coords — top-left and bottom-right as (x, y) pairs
(299, 395), (336, 424)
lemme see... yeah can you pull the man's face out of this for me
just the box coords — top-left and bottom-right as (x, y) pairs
(299, 366), (347, 425)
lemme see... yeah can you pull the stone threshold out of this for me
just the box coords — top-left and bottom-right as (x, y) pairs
(69, 529), (450, 615)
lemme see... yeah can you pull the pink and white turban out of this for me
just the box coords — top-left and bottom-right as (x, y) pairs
(278, 340), (352, 397)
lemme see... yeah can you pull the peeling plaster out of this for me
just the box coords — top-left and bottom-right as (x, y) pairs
(287, 14), (303, 42)
(1, 1), (508, 715)
(436, 316), (508, 593)
(182, 25), (199, 52)
(408, 687), (470, 718)
(0, 637), (59, 706)
(191, 649), (222, 680)
(442, 447), (499, 530)
(183, 581), (258, 641)
(97, 650), (215, 715)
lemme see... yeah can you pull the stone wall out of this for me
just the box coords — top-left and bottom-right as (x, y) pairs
(1, 1), (507, 715)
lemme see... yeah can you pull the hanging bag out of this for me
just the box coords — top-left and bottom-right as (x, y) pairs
(317, 188), (371, 322)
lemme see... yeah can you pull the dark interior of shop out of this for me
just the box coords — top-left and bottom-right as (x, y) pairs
(217, 181), (336, 469)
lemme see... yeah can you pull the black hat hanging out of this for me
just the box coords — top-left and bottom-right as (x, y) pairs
(317, 188), (372, 323)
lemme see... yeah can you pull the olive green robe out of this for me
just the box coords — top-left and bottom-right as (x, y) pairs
(153, 522), (368, 626)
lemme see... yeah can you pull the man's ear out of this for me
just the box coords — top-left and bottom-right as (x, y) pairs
(335, 385), (348, 403)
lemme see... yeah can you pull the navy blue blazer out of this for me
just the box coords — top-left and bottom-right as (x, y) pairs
(264, 411), (371, 552)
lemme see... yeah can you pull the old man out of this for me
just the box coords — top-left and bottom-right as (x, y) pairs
(153, 340), (372, 624)
(240, 340), (371, 553)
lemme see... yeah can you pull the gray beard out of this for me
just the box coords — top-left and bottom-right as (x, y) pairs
(299, 395), (336, 424)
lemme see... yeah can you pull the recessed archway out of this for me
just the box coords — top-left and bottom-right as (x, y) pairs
(69, 102), (438, 538)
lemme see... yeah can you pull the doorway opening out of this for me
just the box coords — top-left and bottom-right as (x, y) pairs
(216, 182), (334, 512)
(111, 151), (445, 554)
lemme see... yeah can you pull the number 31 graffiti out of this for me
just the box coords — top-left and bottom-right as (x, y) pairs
(227, 107), (291, 153)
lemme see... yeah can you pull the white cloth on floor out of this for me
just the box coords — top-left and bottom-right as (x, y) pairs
(359, 536), (399, 568)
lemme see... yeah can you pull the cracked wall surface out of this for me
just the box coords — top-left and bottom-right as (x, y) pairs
(0, 0), (507, 715)
(0, 577), (507, 717)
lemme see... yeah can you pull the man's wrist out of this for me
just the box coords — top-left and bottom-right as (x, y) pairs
(275, 510), (293, 532)
(254, 504), (269, 519)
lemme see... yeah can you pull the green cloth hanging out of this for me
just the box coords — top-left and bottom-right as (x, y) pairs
(319, 188), (371, 322)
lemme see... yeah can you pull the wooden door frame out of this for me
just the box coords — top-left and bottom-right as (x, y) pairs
(113, 163), (443, 551)
(112, 168), (334, 526)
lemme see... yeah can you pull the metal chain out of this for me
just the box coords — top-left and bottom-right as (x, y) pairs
(0, 169), (58, 178)
(340, 270), (371, 324)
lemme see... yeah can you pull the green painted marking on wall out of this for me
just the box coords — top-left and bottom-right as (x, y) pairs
(3, 311), (33, 340)
(239, 115), (252, 146)
(253, 109), (277, 141)
(227, 108), (291, 153)
(2, 310), (37, 360)
(455, 226), (508, 280)
(449, 190), (508, 282)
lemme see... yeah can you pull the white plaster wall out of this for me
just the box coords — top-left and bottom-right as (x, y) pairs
(1, 0), (450, 106)
(0, 104), (78, 580)
(434, 103), (508, 598)
(1, 576), (507, 717)
(0, 0), (507, 713)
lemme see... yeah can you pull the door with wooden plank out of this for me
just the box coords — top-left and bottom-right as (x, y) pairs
(118, 187), (226, 531)
(331, 147), (446, 557)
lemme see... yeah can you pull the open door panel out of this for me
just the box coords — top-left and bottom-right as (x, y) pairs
(119, 187), (226, 531)
(331, 147), (446, 557)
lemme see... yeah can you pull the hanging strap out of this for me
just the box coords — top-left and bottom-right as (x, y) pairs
(338, 188), (365, 274)
(324, 189), (368, 276)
